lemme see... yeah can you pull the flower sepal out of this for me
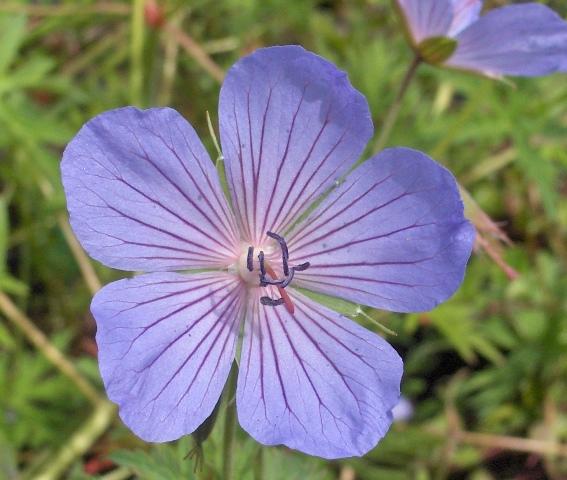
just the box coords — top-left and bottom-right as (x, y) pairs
(417, 36), (457, 65)
(298, 288), (398, 337)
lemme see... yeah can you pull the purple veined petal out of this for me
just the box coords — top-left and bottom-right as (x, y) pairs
(448, 0), (483, 37)
(446, 4), (567, 78)
(219, 45), (372, 246)
(395, 0), (453, 44)
(62, 107), (240, 272)
(91, 271), (245, 442)
(286, 147), (475, 313)
(237, 289), (402, 459)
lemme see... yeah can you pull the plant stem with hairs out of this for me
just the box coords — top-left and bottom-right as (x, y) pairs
(222, 364), (238, 480)
(372, 54), (421, 154)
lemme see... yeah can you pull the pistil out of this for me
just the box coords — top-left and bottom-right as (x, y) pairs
(261, 260), (295, 314)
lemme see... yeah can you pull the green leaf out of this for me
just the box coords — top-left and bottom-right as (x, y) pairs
(0, 432), (19, 480)
(0, 14), (26, 74)
(0, 197), (7, 273)
(263, 448), (332, 480)
(0, 56), (55, 95)
(0, 322), (16, 352)
(298, 288), (360, 317)
(0, 273), (29, 297)
(110, 444), (196, 480)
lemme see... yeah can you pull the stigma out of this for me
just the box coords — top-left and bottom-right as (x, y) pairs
(236, 231), (310, 314)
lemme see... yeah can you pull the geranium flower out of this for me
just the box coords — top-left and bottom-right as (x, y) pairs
(396, 0), (567, 78)
(61, 46), (474, 459)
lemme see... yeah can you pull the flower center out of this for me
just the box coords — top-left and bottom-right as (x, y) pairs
(237, 231), (310, 314)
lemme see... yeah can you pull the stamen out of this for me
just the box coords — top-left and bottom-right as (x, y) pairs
(260, 296), (285, 306)
(258, 251), (266, 277)
(280, 268), (295, 288)
(267, 231), (290, 276)
(259, 276), (286, 287)
(246, 246), (254, 272)
(255, 232), (311, 314)
(262, 261), (295, 314)
(260, 268), (295, 288)
(293, 261), (310, 271)
(258, 251), (276, 287)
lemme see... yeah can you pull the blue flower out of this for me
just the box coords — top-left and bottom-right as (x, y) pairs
(396, 0), (567, 78)
(61, 46), (474, 459)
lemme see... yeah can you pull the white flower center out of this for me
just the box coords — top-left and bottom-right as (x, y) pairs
(235, 243), (276, 286)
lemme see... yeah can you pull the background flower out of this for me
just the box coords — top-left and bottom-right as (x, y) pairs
(396, 0), (567, 78)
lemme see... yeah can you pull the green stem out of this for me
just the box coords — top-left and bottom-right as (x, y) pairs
(222, 365), (238, 480)
(34, 400), (116, 480)
(253, 446), (264, 480)
(164, 22), (225, 83)
(100, 467), (133, 480)
(158, 10), (185, 106)
(130, 0), (145, 106)
(0, 291), (102, 405)
(372, 54), (422, 154)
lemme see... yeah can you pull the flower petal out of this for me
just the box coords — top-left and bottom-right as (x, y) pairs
(447, 4), (567, 77)
(62, 107), (240, 271)
(395, 0), (453, 44)
(219, 46), (372, 245)
(287, 148), (475, 313)
(237, 289), (402, 459)
(91, 272), (244, 442)
(448, 0), (482, 37)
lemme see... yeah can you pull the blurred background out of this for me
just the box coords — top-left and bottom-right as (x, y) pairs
(0, 0), (566, 479)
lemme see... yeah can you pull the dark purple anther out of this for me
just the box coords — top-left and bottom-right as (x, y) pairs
(267, 231), (290, 276)
(260, 276), (286, 287)
(246, 246), (254, 272)
(260, 296), (285, 306)
(258, 251), (266, 277)
(293, 262), (310, 272)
